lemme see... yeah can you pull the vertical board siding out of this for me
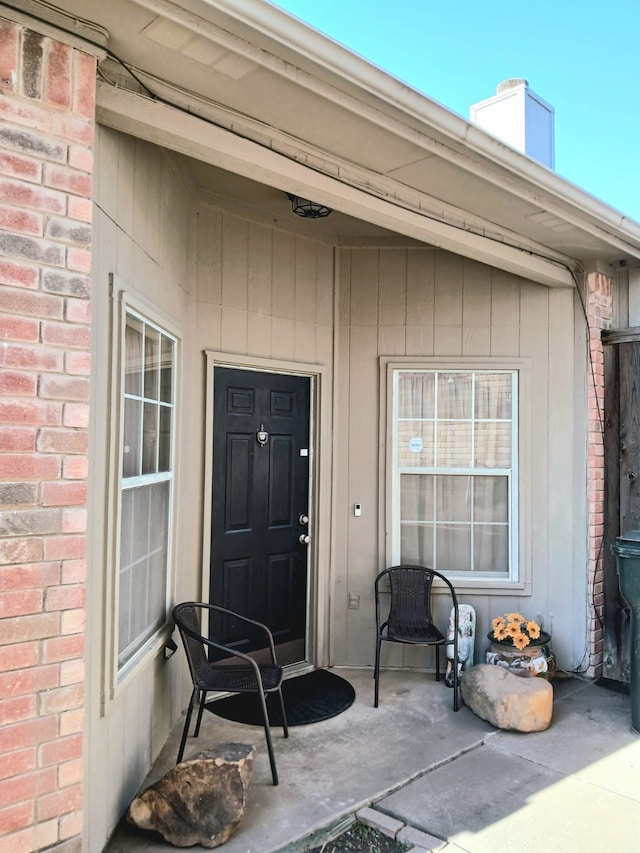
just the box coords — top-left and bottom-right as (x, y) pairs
(272, 230), (296, 320)
(196, 208), (222, 303)
(350, 249), (379, 326)
(88, 128), (196, 852)
(196, 204), (334, 366)
(222, 216), (248, 311)
(248, 222), (273, 316)
(335, 245), (577, 672)
(434, 251), (464, 325)
(379, 249), (407, 327)
(345, 326), (380, 665)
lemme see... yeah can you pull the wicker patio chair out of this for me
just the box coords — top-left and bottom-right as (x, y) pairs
(172, 602), (289, 785)
(374, 565), (459, 711)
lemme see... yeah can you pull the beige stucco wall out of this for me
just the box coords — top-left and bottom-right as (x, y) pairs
(87, 127), (589, 848)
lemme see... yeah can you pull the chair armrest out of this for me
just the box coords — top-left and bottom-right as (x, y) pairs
(176, 619), (267, 676)
(183, 603), (279, 665)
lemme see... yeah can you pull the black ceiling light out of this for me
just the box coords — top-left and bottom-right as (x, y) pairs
(286, 193), (333, 219)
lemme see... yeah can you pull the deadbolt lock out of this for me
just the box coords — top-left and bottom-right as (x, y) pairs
(299, 514), (309, 525)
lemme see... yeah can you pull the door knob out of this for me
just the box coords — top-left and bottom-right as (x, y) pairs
(299, 514), (309, 525)
(299, 534), (311, 545)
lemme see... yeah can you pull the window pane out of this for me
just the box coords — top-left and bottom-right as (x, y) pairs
(118, 482), (169, 667)
(158, 406), (172, 471)
(120, 489), (133, 566)
(473, 476), (508, 522)
(160, 335), (174, 403)
(398, 372), (435, 418)
(436, 420), (472, 467)
(149, 482), (169, 550)
(400, 522), (433, 565)
(401, 474), (434, 521)
(475, 373), (512, 419)
(475, 422), (511, 468)
(124, 316), (143, 396)
(436, 475), (471, 522)
(131, 485), (150, 564)
(437, 373), (472, 418)
(435, 523), (471, 571)
(142, 402), (158, 475)
(474, 524), (509, 573)
(122, 398), (141, 477)
(148, 548), (167, 625)
(130, 556), (150, 642)
(397, 421), (435, 467)
(144, 325), (160, 400)
(118, 564), (131, 659)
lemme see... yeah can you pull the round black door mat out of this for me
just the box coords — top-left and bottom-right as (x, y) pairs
(206, 669), (355, 727)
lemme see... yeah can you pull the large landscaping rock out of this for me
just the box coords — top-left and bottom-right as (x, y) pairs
(128, 743), (255, 848)
(461, 664), (553, 732)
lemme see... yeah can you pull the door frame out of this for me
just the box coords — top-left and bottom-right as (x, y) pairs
(202, 351), (330, 671)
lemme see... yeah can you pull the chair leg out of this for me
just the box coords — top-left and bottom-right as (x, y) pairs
(435, 644), (441, 681)
(177, 685), (199, 764)
(256, 688), (279, 785)
(275, 687), (289, 738)
(453, 635), (459, 712)
(374, 638), (382, 708)
(193, 690), (207, 737)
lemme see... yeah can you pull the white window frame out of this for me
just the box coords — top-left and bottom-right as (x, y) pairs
(106, 281), (179, 696)
(381, 357), (531, 593)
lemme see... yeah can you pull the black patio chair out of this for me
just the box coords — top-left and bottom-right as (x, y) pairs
(374, 565), (459, 712)
(172, 602), (289, 785)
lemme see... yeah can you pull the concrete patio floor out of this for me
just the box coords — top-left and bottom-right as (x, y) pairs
(105, 668), (640, 852)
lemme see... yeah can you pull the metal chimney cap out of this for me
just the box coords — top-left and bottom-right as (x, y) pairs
(496, 78), (529, 93)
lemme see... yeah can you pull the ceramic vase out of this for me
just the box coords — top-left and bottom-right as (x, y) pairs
(485, 631), (555, 679)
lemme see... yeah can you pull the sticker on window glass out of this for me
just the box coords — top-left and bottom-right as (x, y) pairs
(409, 437), (423, 453)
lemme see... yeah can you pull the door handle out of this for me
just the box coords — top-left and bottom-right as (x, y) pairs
(299, 534), (311, 545)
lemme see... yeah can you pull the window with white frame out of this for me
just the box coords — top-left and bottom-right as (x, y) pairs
(392, 369), (518, 581)
(117, 308), (176, 673)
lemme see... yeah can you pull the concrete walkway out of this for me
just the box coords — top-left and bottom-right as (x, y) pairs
(106, 669), (640, 853)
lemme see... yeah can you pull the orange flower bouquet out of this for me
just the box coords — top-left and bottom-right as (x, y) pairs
(489, 612), (542, 651)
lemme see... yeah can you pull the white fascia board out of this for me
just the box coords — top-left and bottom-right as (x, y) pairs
(96, 82), (574, 288)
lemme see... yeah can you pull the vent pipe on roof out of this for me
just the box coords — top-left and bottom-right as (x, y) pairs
(470, 79), (555, 169)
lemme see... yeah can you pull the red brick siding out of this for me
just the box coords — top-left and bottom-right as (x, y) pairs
(585, 271), (613, 678)
(0, 19), (95, 852)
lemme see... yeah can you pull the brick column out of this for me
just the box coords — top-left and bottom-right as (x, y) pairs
(585, 271), (613, 678)
(0, 19), (96, 853)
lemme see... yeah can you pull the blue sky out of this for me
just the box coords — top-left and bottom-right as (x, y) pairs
(271, 0), (639, 221)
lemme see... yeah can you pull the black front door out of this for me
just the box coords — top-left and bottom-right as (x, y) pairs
(210, 367), (311, 665)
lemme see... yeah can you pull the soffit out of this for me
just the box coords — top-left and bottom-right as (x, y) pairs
(14, 0), (640, 268)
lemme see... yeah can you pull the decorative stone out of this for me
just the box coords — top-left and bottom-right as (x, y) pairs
(461, 664), (553, 732)
(127, 743), (255, 848)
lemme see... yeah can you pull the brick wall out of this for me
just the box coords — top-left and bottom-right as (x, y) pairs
(0, 19), (95, 853)
(585, 271), (613, 678)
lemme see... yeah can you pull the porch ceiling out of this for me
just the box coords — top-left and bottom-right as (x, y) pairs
(15, 0), (640, 272)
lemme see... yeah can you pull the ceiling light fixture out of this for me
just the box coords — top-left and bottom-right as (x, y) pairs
(286, 193), (333, 219)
